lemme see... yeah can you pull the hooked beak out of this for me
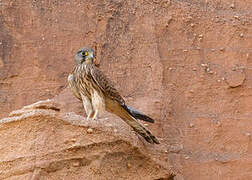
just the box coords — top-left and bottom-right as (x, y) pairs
(90, 53), (94, 59)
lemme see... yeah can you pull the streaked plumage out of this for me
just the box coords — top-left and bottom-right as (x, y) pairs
(68, 47), (159, 144)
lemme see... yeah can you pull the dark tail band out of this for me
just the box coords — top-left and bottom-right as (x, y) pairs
(123, 105), (155, 123)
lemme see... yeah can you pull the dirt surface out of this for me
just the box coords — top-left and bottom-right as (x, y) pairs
(1, 0), (252, 179)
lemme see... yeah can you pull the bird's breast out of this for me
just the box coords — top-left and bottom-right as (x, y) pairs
(73, 64), (93, 99)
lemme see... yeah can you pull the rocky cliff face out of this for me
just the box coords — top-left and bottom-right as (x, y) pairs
(1, 0), (252, 179)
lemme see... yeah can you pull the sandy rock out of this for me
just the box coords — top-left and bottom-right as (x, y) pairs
(1, 0), (252, 179)
(0, 100), (173, 180)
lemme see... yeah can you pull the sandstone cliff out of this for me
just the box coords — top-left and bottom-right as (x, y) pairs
(0, 99), (173, 179)
(1, 0), (252, 179)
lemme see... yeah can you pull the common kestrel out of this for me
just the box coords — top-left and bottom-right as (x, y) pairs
(68, 47), (159, 144)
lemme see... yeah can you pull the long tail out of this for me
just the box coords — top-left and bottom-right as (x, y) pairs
(123, 105), (154, 123)
(106, 100), (159, 144)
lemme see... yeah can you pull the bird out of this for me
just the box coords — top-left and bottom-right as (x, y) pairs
(68, 47), (159, 144)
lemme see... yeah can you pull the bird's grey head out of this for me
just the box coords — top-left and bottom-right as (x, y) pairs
(74, 47), (95, 65)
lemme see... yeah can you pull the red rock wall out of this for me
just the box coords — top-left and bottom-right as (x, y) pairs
(1, 0), (252, 179)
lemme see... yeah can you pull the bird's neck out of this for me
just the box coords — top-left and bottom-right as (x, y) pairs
(74, 62), (94, 72)
(84, 59), (94, 65)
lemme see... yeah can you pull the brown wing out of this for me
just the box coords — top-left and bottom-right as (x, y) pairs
(68, 73), (82, 101)
(89, 65), (125, 105)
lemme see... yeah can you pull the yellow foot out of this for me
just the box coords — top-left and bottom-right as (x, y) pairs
(87, 111), (95, 121)
(91, 111), (98, 120)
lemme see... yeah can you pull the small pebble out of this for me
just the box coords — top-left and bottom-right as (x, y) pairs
(144, 123), (148, 126)
(127, 163), (132, 168)
(220, 48), (225, 51)
(240, 33), (244, 37)
(216, 121), (221, 127)
(185, 156), (190, 159)
(73, 161), (80, 167)
(199, 34), (203, 38)
(87, 128), (93, 134)
(189, 123), (194, 128)
(71, 138), (76, 143)
(183, 49), (188, 52)
(230, 3), (235, 9)
(246, 132), (251, 137)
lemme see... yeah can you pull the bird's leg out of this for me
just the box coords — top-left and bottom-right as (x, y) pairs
(87, 111), (95, 120)
(81, 94), (94, 121)
(91, 110), (99, 120)
(91, 90), (105, 120)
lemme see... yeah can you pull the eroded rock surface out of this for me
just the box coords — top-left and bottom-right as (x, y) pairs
(1, 0), (252, 179)
(0, 100), (173, 180)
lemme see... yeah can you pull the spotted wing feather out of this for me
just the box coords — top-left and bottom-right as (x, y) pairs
(90, 65), (125, 105)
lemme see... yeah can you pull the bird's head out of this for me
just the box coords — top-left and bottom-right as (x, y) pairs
(74, 47), (95, 65)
